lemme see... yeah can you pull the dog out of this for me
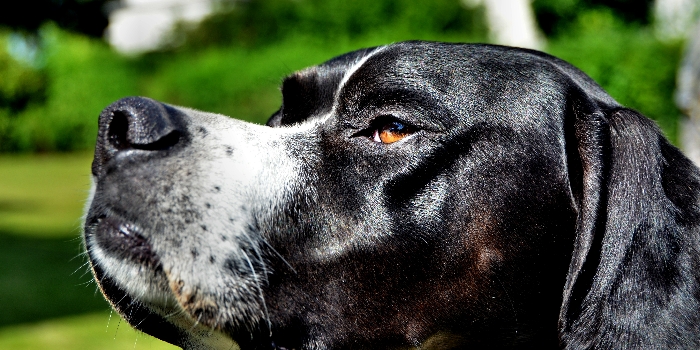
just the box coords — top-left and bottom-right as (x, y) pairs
(83, 41), (700, 349)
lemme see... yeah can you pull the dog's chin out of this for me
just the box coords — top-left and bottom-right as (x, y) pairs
(91, 262), (240, 350)
(86, 217), (242, 350)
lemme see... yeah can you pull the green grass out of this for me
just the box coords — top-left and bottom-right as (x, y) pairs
(0, 153), (106, 326)
(0, 311), (177, 350)
(0, 230), (108, 326)
(0, 152), (176, 349)
(0, 152), (93, 237)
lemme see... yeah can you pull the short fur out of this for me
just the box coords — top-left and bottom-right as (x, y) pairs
(83, 41), (700, 349)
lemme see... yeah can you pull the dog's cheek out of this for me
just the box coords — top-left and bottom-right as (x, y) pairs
(152, 120), (307, 327)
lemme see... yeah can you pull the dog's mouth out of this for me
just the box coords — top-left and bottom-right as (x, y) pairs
(92, 215), (161, 267)
(86, 214), (186, 343)
(85, 213), (177, 316)
(85, 213), (242, 349)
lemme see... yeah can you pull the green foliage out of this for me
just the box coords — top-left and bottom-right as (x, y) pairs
(0, 25), (139, 152)
(533, 0), (653, 35)
(175, 0), (487, 49)
(0, 1), (487, 152)
(546, 9), (682, 141)
(0, 0), (685, 152)
(0, 35), (46, 112)
(142, 31), (482, 124)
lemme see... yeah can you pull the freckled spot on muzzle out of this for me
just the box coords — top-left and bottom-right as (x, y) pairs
(169, 278), (222, 328)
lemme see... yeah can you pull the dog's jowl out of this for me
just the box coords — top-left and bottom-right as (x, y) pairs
(83, 41), (700, 349)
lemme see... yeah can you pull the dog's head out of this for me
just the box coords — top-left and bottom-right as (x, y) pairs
(84, 41), (700, 349)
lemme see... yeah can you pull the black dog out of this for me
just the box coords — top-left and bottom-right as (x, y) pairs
(83, 41), (700, 349)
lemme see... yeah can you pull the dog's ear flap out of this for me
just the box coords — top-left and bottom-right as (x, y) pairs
(559, 106), (700, 347)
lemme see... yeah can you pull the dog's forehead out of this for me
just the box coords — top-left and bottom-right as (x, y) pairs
(283, 46), (383, 92)
(274, 46), (388, 125)
(280, 41), (616, 132)
(290, 42), (556, 109)
(344, 42), (552, 95)
(329, 43), (555, 128)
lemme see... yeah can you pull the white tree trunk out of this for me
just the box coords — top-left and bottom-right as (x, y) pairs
(464, 0), (544, 50)
(654, 0), (699, 40)
(658, 0), (700, 163)
(678, 20), (700, 165)
(106, 0), (215, 54)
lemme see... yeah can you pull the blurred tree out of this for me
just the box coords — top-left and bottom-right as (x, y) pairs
(0, 0), (120, 139)
(588, 0), (654, 24)
(173, 0), (487, 49)
(0, 43), (46, 111)
(533, 0), (654, 35)
(0, 0), (118, 37)
(677, 18), (700, 163)
(463, 0), (544, 49)
(0, 0), (684, 152)
(654, 0), (700, 40)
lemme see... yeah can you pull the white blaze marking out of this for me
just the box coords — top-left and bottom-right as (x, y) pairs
(331, 45), (388, 114)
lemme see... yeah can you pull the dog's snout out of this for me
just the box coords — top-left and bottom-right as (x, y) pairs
(93, 97), (183, 176)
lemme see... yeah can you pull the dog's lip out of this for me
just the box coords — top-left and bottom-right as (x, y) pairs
(90, 261), (191, 348)
(86, 214), (193, 347)
(91, 214), (162, 267)
(86, 215), (247, 349)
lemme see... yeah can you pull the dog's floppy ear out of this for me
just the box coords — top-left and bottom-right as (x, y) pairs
(559, 103), (700, 348)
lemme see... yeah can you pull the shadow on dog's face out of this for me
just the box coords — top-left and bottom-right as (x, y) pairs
(83, 41), (697, 349)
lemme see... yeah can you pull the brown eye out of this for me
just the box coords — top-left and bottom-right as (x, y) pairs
(372, 121), (413, 144)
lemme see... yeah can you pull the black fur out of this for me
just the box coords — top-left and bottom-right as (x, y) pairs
(85, 41), (700, 349)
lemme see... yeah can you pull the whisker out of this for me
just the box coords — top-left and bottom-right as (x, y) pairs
(248, 221), (296, 274)
(113, 315), (122, 339)
(242, 250), (272, 336)
(493, 274), (518, 334)
(71, 260), (92, 276)
(106, 309), (113, 332)
(190, 313), (203, 332)
(243, 232), (269, 278)
(77, 279), (96, 287)
(69, 250), (90, 262)
(163, 307), (188, 319)
(260, 236), (296, 274)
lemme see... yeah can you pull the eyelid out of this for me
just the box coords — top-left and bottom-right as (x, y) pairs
(349, 115), (419, 143)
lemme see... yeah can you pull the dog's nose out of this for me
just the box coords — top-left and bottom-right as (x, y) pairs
(92, 96), (183, 176)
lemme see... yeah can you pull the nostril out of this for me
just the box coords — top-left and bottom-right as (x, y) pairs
(108, 111), (130, 151)
(107, 110), (181, 151)
(132, 130), (181, 151)
(93, 96), (185, 177)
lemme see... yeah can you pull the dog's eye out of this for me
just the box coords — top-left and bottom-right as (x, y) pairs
(372, 121), (413, 144)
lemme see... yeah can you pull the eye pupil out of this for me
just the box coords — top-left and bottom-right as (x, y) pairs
(388, 122), (404, 133)
(376, 121), (411, 144)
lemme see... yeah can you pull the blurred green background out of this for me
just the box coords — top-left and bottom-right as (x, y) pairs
(0, 0), (689, 348)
